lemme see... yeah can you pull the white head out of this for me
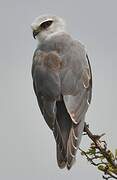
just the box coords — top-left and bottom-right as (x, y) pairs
(31, 15), (66, 43)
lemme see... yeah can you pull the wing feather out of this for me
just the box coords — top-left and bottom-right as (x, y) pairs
(63, 54), (92, 169)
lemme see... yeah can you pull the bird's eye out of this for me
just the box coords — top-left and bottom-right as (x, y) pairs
(40, 20), (53, 29)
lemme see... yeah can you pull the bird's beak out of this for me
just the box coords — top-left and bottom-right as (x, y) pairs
(33, 28), (41, 39)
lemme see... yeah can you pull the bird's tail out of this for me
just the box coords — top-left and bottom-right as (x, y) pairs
(53, 99), (72, 168)
(53, 119), (67, 168)
(53, 99), (85, 169)
(67, 117), (85, 170)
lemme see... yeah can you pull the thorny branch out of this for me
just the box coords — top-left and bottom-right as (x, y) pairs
(79, 123), (117, 179)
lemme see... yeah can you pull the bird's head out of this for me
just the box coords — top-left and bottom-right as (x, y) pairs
(31, 15), (66, 43)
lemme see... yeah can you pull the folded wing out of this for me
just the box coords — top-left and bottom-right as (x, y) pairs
(63, 54), (92, 169)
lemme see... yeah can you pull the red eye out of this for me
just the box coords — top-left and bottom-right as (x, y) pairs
(40, 20), (53, 29)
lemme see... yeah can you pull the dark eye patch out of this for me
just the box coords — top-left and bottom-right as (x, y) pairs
(40, 20), (53, 29)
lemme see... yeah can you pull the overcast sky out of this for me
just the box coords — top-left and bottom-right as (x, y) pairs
(0, 0), (117, 179)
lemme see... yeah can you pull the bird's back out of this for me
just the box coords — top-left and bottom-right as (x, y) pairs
(38, 33), (89, 96)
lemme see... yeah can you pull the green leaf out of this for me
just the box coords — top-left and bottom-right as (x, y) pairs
(98, 165), (105, 172)
(115, 149), (117, 159)
(100, 156), (105, 160)
(108, 166), (117, 174)
(88, 148), (96, 155)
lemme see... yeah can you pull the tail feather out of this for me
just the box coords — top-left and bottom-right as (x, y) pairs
(54, 98), (85, 170)
(53, 119), (67, 168)
(54, 99), (72, 168)
(67, 117), (85, 170)
(56, 144), (67, 168)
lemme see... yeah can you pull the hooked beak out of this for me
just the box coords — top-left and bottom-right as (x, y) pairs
(33, 29), (41, 39)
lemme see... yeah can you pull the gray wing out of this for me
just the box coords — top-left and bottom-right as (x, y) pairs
(32, 50), (59, 129)
(32, 49), (71, 168)
(62, 51), (92, 169)
(63, 53), (92, 123)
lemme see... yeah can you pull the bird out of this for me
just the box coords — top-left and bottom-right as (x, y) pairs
(31, 15), (92, 170)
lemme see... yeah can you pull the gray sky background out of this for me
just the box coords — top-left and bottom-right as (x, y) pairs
(0, 0), (117, 179)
